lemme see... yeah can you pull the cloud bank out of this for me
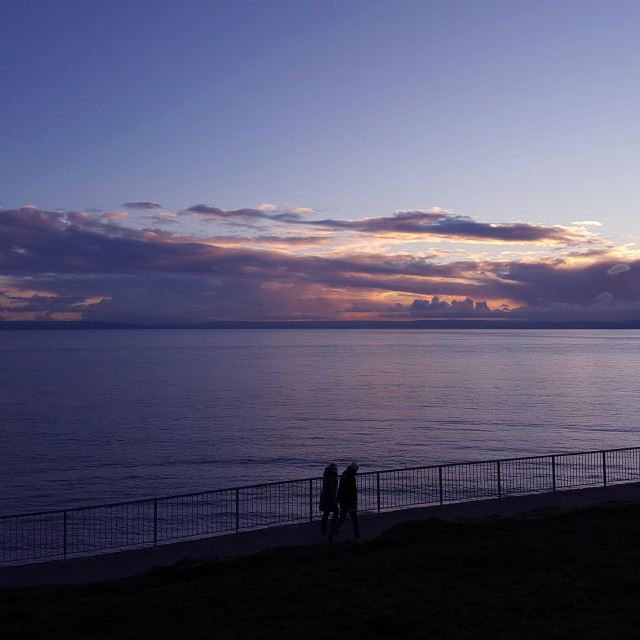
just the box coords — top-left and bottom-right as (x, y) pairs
(1, 204), (638, 324)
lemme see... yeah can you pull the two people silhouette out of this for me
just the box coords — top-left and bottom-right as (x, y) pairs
(321, 461), (360, 542)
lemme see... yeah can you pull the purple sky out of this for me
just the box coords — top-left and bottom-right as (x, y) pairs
(1, 1), (639, 324)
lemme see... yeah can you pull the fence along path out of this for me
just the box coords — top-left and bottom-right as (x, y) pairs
(2, 447), (640, 566)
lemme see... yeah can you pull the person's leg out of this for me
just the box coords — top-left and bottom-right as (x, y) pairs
(321, 511), (329, 534)
(349, 507), (360, 540)
(330, 509), (339, 529)
(327, 507), (347, 540)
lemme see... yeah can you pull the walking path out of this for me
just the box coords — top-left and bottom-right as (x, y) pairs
(2, 482), (638, 594)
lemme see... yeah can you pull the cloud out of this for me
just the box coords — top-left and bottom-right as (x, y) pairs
(184, 205), (594, 246)
(187, 204), (270, 221)
(490, 259), (640, 310)
(1, 204), (639, 324)
(573, 220), (602, 227)
(205, 234), (333, 249)
(185, 204), (304, 224)
(103, 211), (129, 221)
(121, 201), (163, 210)
(303, 210), (594, 245)
(143, 211), (178, 226)
(607, 263), (631, 275)
(255, 203), (314, 215)
(407, 296), (498, 318)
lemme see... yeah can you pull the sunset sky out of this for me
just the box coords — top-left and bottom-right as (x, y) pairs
(2, 1), (640, 324)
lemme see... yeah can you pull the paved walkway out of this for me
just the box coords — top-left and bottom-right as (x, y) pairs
(2, 482), (638, 594)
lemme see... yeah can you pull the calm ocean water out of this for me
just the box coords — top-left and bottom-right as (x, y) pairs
(2, 329), (640, 515)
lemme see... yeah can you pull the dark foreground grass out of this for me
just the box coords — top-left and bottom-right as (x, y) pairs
(2, 502), (640, 639)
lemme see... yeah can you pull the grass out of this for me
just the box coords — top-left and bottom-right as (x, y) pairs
(2, 502), (640, 639)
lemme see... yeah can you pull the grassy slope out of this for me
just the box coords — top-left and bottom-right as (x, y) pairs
(2, 502), (640, 639)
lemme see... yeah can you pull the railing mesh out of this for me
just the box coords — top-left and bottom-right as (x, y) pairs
(2, 447), (639, 565)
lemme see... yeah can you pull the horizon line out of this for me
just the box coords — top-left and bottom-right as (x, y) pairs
(2, 319), (640, 330)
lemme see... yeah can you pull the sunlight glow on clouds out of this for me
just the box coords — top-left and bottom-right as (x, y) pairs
(1, 202), (639, 325)
(573, 220), (603, 227)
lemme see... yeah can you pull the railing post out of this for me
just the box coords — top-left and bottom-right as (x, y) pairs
(63, 510), (68, 560)
(153, 499), (158, 548)
(376, 472), (381, 514)
(438, 466), (443, 506)
(497, 461), (502, 500)
(551, 456), (556, 493)
(602, 451), (607, 487)
(235, 488), (240, 533)
(309, 479), (313, 523)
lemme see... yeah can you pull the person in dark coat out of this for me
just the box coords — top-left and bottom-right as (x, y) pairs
(327, 462), (360, 541)
(319, 463), (339, 534)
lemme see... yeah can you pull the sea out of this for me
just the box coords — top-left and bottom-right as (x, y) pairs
(2, 328), (640, 516)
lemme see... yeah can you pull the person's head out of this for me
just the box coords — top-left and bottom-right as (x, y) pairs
(327, 462), (338, 473)
(348, 461), (359, 472)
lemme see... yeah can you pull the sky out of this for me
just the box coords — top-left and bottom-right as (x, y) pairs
(1, 0), (640, 325)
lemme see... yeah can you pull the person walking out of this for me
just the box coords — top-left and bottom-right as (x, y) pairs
(319, 462), (339, 535)
(327, 462), (360, 542)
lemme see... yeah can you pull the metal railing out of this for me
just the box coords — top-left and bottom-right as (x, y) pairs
(2, 446), (639, 566)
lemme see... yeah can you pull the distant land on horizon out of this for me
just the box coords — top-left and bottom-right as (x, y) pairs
(2, 319), (640, 330)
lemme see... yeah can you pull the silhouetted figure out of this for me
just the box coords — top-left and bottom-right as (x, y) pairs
(319, 462), (339, 534)
(327, 462), (360, 542)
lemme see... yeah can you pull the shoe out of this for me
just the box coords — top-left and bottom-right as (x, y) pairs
(325, 534), (333, 543)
